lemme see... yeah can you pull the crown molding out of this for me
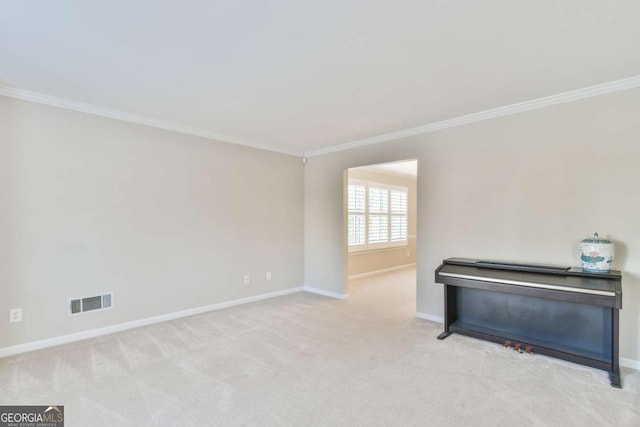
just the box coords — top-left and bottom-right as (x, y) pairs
(305, 75), (640, 157)
(0, 84), (303, 157)
(4, 75), (639, 159)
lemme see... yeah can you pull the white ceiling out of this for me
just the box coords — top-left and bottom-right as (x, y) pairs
(1, 1), (639, 155)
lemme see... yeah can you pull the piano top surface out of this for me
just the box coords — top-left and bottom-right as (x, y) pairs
(439, 258), (621, 294)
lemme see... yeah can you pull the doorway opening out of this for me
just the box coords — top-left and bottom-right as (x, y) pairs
(344, 160), (418, 308)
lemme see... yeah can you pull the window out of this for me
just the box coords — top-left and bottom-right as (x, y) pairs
(348, 180), (408, 251)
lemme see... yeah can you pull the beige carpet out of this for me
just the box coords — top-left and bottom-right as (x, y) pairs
(1, 268), (638, 426)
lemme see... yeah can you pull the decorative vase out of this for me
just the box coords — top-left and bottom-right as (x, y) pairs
(580, 233), (614, 273)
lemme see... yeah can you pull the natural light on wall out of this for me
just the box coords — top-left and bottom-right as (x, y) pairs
(348, 180), (408, 252)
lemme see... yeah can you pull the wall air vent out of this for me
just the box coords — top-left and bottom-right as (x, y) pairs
(68, 293), (114, 316)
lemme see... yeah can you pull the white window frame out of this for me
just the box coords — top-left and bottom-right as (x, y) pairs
(348, 179), (408, 253)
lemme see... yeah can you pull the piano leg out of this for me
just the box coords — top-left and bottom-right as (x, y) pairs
(437, 285), (455, 341)
(610, 308), (622, 388)
(609, 369), (622, 388)
(437, 331), (452, 340)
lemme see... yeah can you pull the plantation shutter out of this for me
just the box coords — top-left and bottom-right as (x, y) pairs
(390, 189), (408, 241)
(348, 184), (366, 245)
(348, 180), (409, 251)
(368, 186), (389, 243)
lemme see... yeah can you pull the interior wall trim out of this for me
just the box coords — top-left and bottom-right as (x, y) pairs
(0, 286), (304, 359)
(348, 263), (416, 280)
(0, 84), (301, 157)
(2, 75), (640, 159)
(304, 75), (640, 157)
(620, 357), (640, 371)
(303, 286), (349, 300)
(416, 312), (445, 324)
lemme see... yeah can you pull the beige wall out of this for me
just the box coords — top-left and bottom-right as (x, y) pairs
(0, 96), (304, 349)
(304, 88), (640, 361)
(347, 168), (417, 278)
(3, 87), (640, 363)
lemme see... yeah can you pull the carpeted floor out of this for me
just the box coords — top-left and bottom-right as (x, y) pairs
(1, 268), (638, 426)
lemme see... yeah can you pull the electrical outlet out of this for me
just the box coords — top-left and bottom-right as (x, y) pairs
(9, 308), (22, 323)
(244, 275), (250, 284)
(266, 271), (272, 280)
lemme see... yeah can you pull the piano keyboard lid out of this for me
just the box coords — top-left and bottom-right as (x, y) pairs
(438, 258), (621, 296)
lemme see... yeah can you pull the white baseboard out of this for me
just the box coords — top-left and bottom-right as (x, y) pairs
(0, 286), (303, 359)
(303, 286), (349, 300)
(348, 263), (416, 280)
(4, 290), (637, 372)
(415, 313), (639, 372)
(416, 312), (444, 324)
(621, 358), (640, 371)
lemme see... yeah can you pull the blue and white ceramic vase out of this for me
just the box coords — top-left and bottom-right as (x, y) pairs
(580, 233), (614, 273)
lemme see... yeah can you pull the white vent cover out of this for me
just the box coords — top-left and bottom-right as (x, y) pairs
(68, 293), (114, 316)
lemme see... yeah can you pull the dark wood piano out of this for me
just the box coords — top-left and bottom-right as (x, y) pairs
(435, 257), (622, 388)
